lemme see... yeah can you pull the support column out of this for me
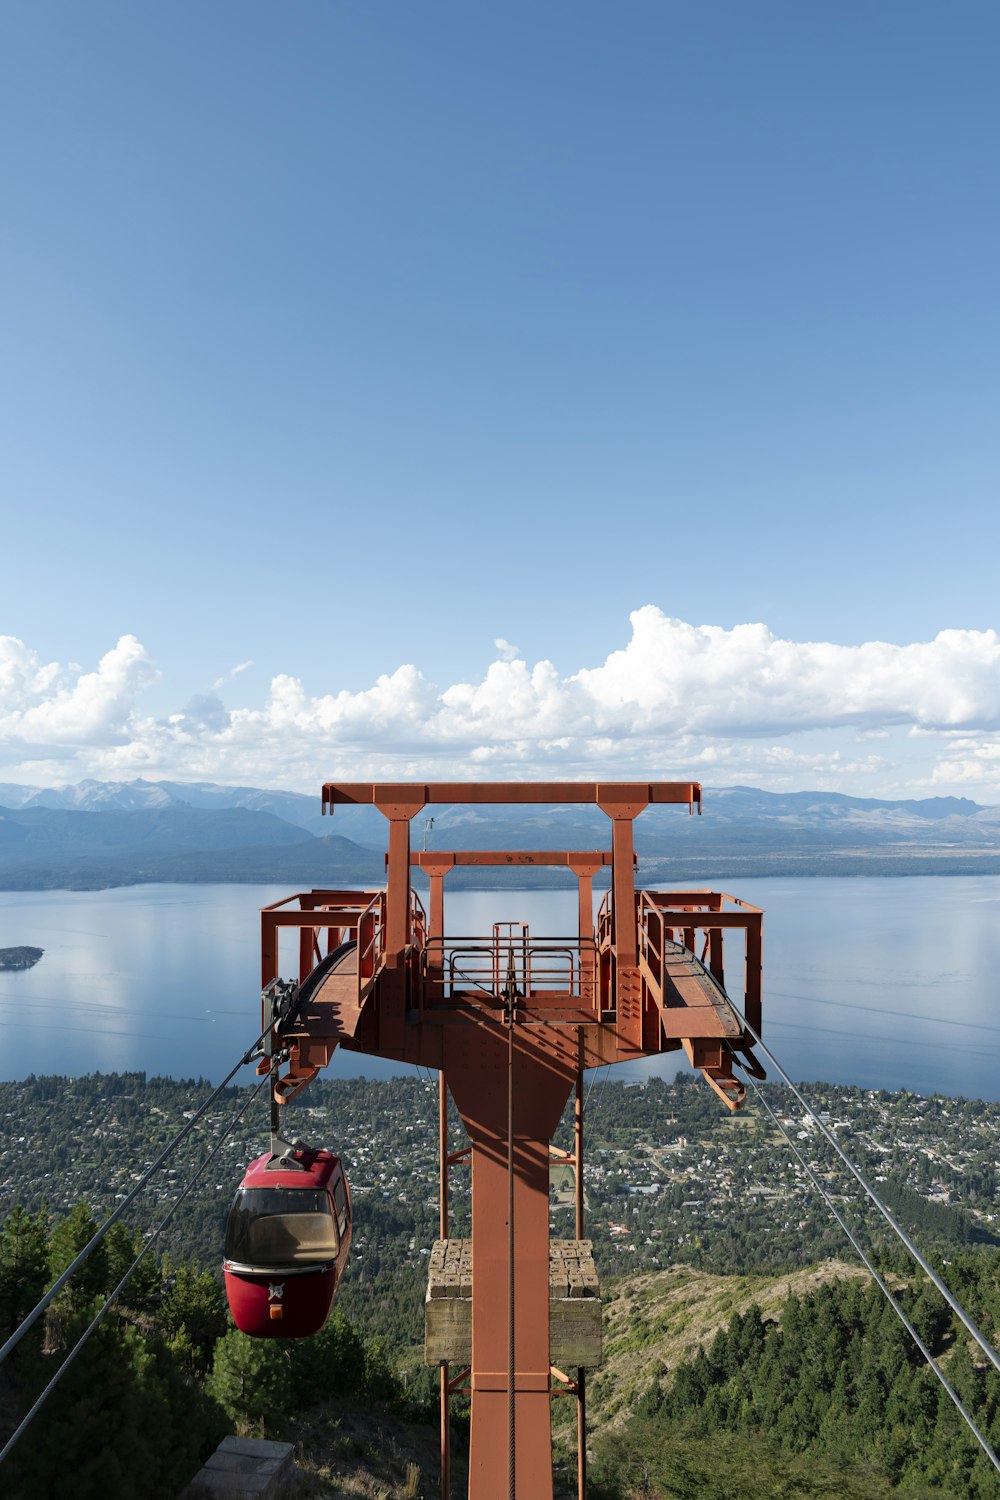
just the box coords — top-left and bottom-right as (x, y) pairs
(569, 859), (600, 1017)
(376, 790), (425, 1055)
(261, 911), (279, 991)
(299, 924), (316, 983)
(385, 816), (413, 957)
(440, 1070), (451, 1500)
(440, 1071), (450, 1240)
(745, 913), (763, 1039)
(446, 1024), (575, 1500)
(421, 854), (454, 1006)
(598, 790), (647, 1050)
(441, 1365), (451, 1500)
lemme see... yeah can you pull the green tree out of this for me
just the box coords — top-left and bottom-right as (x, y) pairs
(47, 1203), (108, 1312)
(0, 1204), (48, 1342)
(207, 1329), (293, 1432)
(15, 1316), (167, 1500)
(158, 1260), (227, 1375)
(101, 1221), (159, 1313)
(287, 1304), (366, 1395)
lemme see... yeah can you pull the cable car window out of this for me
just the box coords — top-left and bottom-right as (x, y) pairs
(333, 1177), (349, 1237)
(225, 1188), (339, 1266)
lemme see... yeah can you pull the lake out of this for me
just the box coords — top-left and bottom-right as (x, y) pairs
(1, 878), (999, 1099)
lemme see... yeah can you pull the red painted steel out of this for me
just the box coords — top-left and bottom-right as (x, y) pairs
(257, 782), (763, 1499)
(322, 781), (701, 811)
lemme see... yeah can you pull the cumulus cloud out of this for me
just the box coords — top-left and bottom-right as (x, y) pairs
(928, 734), (1000, 787)
(171, 693), (231, 734)
(571, 611), (1000, 736)
(3, 611), (1000, 794)
(0, 635), (158, 746)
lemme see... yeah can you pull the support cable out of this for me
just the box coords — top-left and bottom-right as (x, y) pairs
(0, 1020), (272, 1370)
(769, 1017), (1000, 1059)
(582, 1065), (605, 1114)
(0, 1075), (269, 1470)
(728, 1003), (1000, 1379)
(747, 1073), (1000, 1476)
(584, 1062), (613, 1124)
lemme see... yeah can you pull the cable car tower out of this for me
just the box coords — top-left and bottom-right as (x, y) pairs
(258, 782), (764, 1499)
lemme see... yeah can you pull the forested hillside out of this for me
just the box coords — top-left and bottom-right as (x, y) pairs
(0, 1202), (428, 1499)
(588, 1254), (1000, 1499)
(3, 1071), (1000, 1495)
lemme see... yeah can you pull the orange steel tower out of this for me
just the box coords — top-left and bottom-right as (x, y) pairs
(259, 782), (764, 1499)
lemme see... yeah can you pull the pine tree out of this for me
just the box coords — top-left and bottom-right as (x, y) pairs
(0, 1205), (48, 1342)
(287, 1304), (366, 1396)
(158, 1259), (227, 1375)
(46, 1204), (109, 1312)
(207, 1329), (293, 1432)
(14, 1314), (159, 1500)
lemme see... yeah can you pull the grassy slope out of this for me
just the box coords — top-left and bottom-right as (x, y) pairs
(553, 1259), (872, 1450)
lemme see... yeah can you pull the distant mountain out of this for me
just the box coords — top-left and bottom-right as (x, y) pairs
(0, 804), (314, 855)
(0, 797), (381, 890)
(0, 835), (382, 891)
(383, 784), (1000, 868)
(699, 784), (983, 823)
(0, 776), (335, 836)
(0, 777), (999, 889)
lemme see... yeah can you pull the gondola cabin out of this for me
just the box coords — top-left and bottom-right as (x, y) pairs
(223, 1147), (351, 1338)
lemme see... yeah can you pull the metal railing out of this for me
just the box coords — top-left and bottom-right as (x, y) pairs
(420, 923), (596, 1006)
(260, 885), (426, 1012)
(635, 889), (763, 1035)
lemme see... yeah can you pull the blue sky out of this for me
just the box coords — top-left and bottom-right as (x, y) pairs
(2, 2), (999, 798)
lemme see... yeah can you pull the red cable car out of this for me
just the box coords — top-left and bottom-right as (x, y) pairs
(223, 1146), (351, 1338)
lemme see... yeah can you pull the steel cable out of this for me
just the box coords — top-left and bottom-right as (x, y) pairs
(582, 1064), (605, 1113)
(725, 1001), (1000, 1378)
(0, 1020), (272, 1370)
(747, 1073), (1000, 1476)
(0, 1074), (269, 1469)
(584, 1063), (613, 1125)
(767, 1016), (1000, 1058)
(449, 961), (504, 1002)
(765, 987), (1000, 1037)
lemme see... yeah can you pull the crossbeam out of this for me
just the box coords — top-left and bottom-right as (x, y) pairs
(322, 780), (701, 812)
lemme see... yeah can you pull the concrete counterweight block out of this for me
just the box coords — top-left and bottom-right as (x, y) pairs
(424, 1237), (602, 1369)
(189, 1434), (296, 1497)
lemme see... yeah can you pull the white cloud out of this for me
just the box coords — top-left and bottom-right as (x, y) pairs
(0, 635), (158, 747)
(572, 611), (1000, 736)
(928, 735), (1000, 789)
(3, 611), (1000, 795)
(211, 660), (253, 691)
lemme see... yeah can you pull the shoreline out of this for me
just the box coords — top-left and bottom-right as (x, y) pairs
(4, 857), (1000, 894)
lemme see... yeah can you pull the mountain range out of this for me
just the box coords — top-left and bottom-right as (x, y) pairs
(0, 777), (999, 889)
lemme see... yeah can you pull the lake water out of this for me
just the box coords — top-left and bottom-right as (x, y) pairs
(1, 878), (999, 1099)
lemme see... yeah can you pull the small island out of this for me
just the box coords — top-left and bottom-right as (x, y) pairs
(0, 946), (44, 971)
